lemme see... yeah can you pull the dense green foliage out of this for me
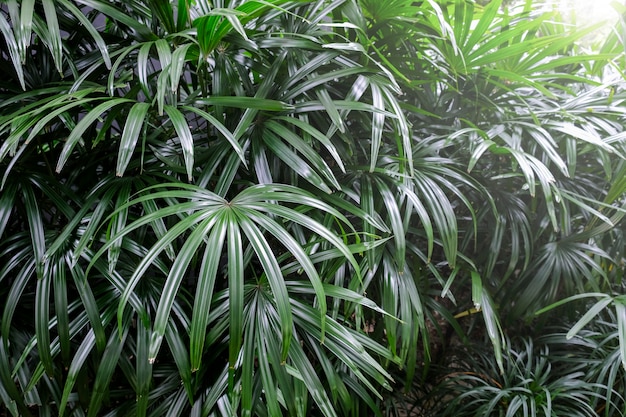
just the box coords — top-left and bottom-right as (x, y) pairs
(0, 0), (625, 416)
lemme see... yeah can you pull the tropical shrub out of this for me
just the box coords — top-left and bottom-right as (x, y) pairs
(1, 0), (625, 416)
(432, 338), (611, 417)
(538, 314), (626, 417)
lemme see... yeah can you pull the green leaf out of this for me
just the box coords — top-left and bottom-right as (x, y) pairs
(57, 0), (111, 68)
(4, 96), (99, 157)
(196, 97), (294, 111)
(286, 281), (393, 319)
(149, 212), (222, 361)
(35, 266), (53, 377)
(262, 130), (333, 193)
(164, 105), (195, 181)
(165, 321), (194, 403)
(241, 305), (256, 417)
(254, 311), (282, 417)
(189, 216), (226, 370)
(237, 211), (293, 361)
(18, 0), (35, 62)
(566, 296), (613, 340)
(322, 42), (365, 52)
(117, 102), (151, 176)
(41, 0), (63, 75)
(289, 339), (338, 417)
(0, 12), (25, 89)
(373, 177), (406, 269)
(176, 0), (190, 31)
(233, 199), (362, 279)
(549, 122), (619, 155)
(70, 267), (107, 352)
(534, 293), (610, 316)
(232, 51), (286, 141)
(58, 330), (95, 417)
(471, 270), (483, 311)
(616, 301), (626, 371)
(137, 42), (154, 94)
(193, 14), (222, 55)
(136, 319), (152, 417)
(74, 0), (155, 40)
(109, 208), (214, 335)
(0, 183), (17, 238)
(226, 211), (244, 391)
(53, 257), (70, 363)
(56, 98), (133, 173)
(194, 1), (288, 54)
(368, 83), (385, 171)
(182, 106), (247, 167)
(480, 289), (504, 374)
(87, 315), (131, 417)
(107, 180), (132, 273)
(22, 185), (45, 277)
(155, 39), (173, 113)
(245, 209), (328, 338)
(169, 44), (192, 94)
(274, 115), (346, 173)
(151, 0), (176, 33)
(316, 87), (345, 134)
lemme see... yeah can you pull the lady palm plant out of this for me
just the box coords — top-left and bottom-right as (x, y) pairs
(538, 313), (626, 417)
(2, 0), (626, 416)
(434, 337), (614, 417)
(353, 0), (626, 371)
(0, 1), (411, 415)
(351, 1), (626, 412)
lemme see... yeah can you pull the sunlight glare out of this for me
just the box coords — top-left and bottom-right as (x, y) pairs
(558, 0), (621, 27)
